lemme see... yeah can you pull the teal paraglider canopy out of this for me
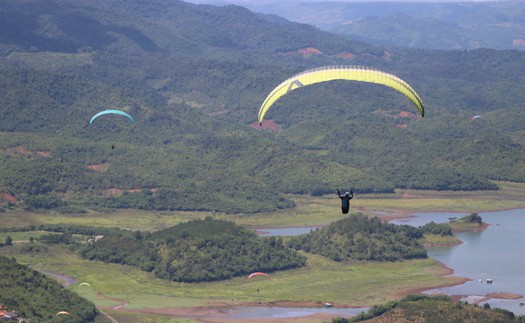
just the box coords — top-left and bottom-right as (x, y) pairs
(89, 109), (135, 125)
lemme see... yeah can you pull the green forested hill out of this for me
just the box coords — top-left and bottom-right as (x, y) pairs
(1, 0), (524, 213)
(343, 294), (524, 323)
(79, 218), (307, 282)
(288, 214), (427, 262)
(0, 255), (102, 322)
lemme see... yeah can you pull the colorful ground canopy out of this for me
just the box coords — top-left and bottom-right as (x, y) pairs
(257, 65), (425, 125)
(89, 109), (135, 125)
(248, 272), (270, 280)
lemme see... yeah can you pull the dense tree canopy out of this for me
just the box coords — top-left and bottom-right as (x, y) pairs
(288, 213), (427, 262)
(80, 218), (307, 282)
(0, 255), (100, 322)
(342, 294), (524, 322)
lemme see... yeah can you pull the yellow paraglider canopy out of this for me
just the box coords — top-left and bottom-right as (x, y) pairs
(258, 65), (425, 125)
(56, 311), (70, 316)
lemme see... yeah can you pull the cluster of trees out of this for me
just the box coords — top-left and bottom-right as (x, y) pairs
(81, 233), (160, 271)
(79, 218), (307, 282)
(288, 213), (427, 262)
(461, 213), (483, 224)
(0, 255), (101, 322)
(418, 213), (484, 237)
(0, 236), (13, 248)
(38, 233), (76, 245)
(420, 222), (452, 236)
(337, 294), (524, 322)
(0, 223), (127, 236)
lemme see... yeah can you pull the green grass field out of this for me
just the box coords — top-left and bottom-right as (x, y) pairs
(2, 182), (524, 232)
(421, 233), (461, 246)
(0, 244), (463, 309)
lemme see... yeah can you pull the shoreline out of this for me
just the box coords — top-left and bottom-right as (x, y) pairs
(20, 204), (525, 321)
(249, 204), (525, 231)
(250, 208), (525, 311)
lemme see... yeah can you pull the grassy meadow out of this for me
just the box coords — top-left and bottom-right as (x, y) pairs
(1, 182), (524, 320)
(226, 181), (525, 229)
(2, 181), (524, 232)
(0, 243), (463, 309)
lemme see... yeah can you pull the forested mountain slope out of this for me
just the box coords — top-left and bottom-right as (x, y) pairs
(0, 255), (102, 322)
(1, 0), (524, 213)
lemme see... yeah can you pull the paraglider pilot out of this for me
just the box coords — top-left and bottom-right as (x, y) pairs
(337, 189), (354, 214)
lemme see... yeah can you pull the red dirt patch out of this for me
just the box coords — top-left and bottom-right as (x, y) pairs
(35, 150), (52, 158)
(87, 162), (110, 172)
(250, 120), (280, 132)
(513, 39), (525, 46)
(395, 111), (419, 119)
(335, 52), (356, 60)
(1, 193), (18, 204)
(6, 146), (32, 155)
(297, 47), (323, 55)
(4, 146), (52, 159)
(485, 292), (522, 300)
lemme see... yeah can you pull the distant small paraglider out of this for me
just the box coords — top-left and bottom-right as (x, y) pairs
(89, 109), (135, 125)
(79, 282), (90, 287)
(471, 115), (482, 120)
(248, 272), (270, 293)
(56, 311), (70, 316)
(248, 272), (270, 280)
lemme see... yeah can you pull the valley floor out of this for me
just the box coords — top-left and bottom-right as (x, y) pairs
(2, 181), (525, 322)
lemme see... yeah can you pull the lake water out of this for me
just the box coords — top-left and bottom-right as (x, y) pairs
(214, 306), (368, 319)
(254, 208), (525, 316)
(392, 208), (525, 315)
(257, 226), (320, 237)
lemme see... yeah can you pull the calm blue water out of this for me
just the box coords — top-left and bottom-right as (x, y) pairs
(392, 208), (525, 314)
(215, 306), (368, 319)
(257, 226), (320, 236)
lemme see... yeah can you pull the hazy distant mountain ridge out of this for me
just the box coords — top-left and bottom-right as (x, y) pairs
(204, 0), (525, 51)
